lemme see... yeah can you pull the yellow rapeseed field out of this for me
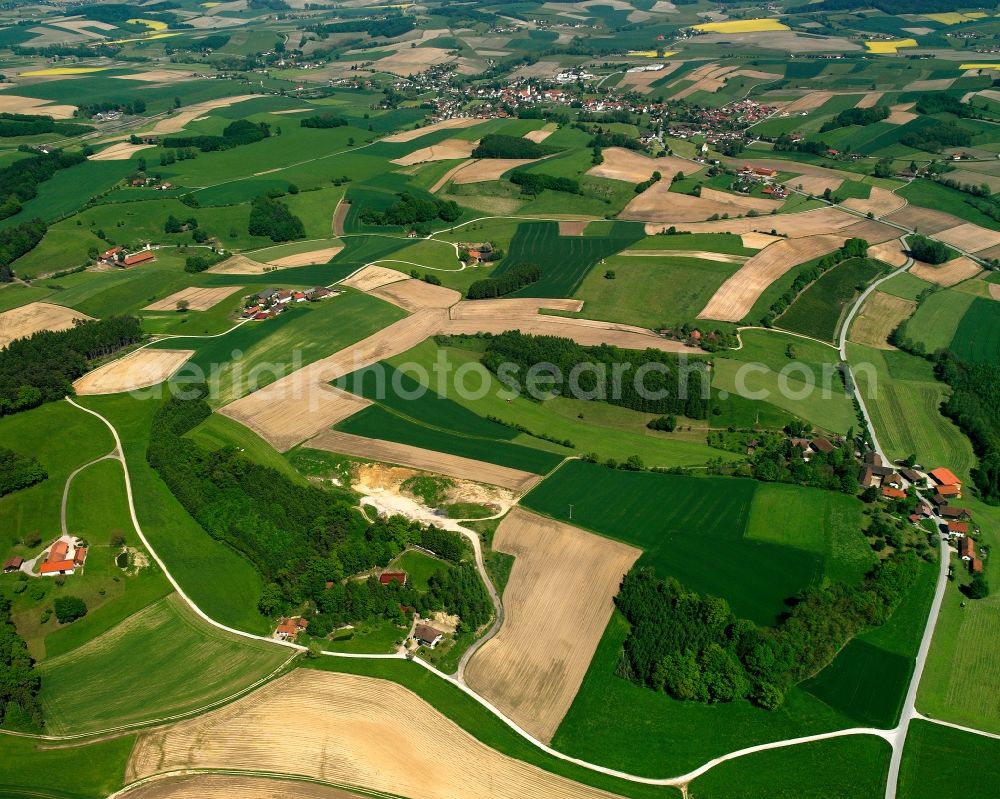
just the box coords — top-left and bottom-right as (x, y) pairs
(20, 66), (109, 76)
(693, 19), (789, 33)
(127, 18), (169, 30)
(925, 12), (987, 24)
(865, 39), (917, 54)
(960, 63), (1000, 70)
(627, 50), (678, 57)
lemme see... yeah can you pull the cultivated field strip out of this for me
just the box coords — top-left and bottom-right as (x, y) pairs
(849, 291), (917, 349)
(885, 205), (964, 235)
(0, 301), (94, 348)
(340, 264), (411, 291)
(306, 430), (543, 492)
(449, 297), (584, 319)
(841, 187), (906, 218)
(73, 349), (194, 395)
(143, 286), (244, 312)
(116, 774), (367, 799)
(391, 138), (477, 166)
(869, 239), (909, 267)
(125, 670), (624, 799)
(621, 180), (780, 224)
(910, 256), (982, 287)
(655, 205), (866, 238)
(369, 278), (462, 311)
(932, 222), (1000, 253)
(466, 508), (641, 742)
(585, 147), (687, 183)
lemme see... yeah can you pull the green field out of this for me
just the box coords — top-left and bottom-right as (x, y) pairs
(522, 460), (822, 626)
(898, 720), (1000, 799)
(950, 296), (1000, 365)
(904, 287), (976, 353)
(899, 180), (1000, 231)
(0, 733), (135, 799)
(571, 254), (740, 328)
(186, 412), (305, 482)
(626, 232), (756, 256)
(37, 595), (289, 734)
(879, 271), (935, 301)
(777, 258), (885, 342)
(390, 549), (449, 591)
(689, 735), (890, 798)
(492, 220), (645, 297)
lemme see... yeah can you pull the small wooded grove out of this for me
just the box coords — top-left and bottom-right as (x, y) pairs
(0, 315), (143, 415)
(0, 217), (47, 280)
(481, 331), (710, 418)
(163, 119), (270, 152)
(0, 447), (47, 497)
(615, 553), (918, 709)
(358, 193), (461, 230)
(466, 261), (540, 299)
(147, 391), (491, 633)
(0, 595), (42, 729)
(248, 194), (305, 242)
(471, 133), (556, 160)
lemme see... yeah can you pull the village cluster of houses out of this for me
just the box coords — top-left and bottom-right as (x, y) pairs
(861, 455), (984, 574)
(243, 286), (337, 320)
(3, 536), (88, 578)
(129, 176), (174, 191)
(736, 163), (789, 199)
(98, 245), (155, 268)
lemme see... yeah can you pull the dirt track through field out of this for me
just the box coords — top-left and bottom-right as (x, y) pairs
(74, 349), (193, 395)
(910, 256), (981, 287)
(0, 302), (94, 348)
(699, 233), (847, 321)
(307, 431), (542, 492)
(142, 286), (243, 312)
(850, 291), (916, 349)
(465, 508), (641, 743)
(125, 670), (623, 799)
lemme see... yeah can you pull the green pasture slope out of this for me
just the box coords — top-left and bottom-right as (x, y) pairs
(521, 460), (822, 625)
(0, 734), (135, 799)
(38, 595), (288, 735)
(903, 286), (976, 353)
(950, 296), (1000, 365)
(492, 220), (645, 297)
(899, 721), (1000, 799)
(777, 259), (885, 343)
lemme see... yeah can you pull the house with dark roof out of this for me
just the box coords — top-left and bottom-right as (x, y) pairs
(958, 537), (975, 560)
(379, 571), (407, 586)
(414, 624), (443, 648)
(3, 556), (23, 573)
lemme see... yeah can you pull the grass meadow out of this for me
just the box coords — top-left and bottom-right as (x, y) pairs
(777, 258), (885, 343)
(37, 595), (289, 735)
(0, 734), (135, 799)
(898, 720), (1000, 799)
(950, 296), (1000, 365)
(904, 287), (976, 353)
(390, 549), (449, 591)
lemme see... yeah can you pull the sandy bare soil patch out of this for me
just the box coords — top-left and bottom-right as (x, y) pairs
(910, 256), (982, 287)
(850, 291), (916, 349)
(383, 118), (485, 144)
(699, 234), (847, 321)
(869, 238), (908, 267)
(370, 278), (461, 311)
(586, 147), (688, 183)
(887, 103), (917, 125)
(125, 670), (621, 799)
(789, 174), (844, 195)
(466, 508), (640, 742)
(268, 245), (344, 267)
(932, 222), (1000, 253)
(0, 302), (93, 349)
(741, 231), (782, 249)
(557, 220), (588, 236)
(89, 141), (156, 161)
(885, 204), (964, 235)
(143, 286), (243, 312)
(114, 70), (196, 83)
(151, 95), (257, 134)
(391, 138), (477, 166)
(308, 431), (542, 492)
(841, 187), (905, 217)
(856, 91), (883, 108)
(340, 264), (409, 291)
(449, 158), (539, 184)
(621, 181), (780, 223)
(0, 94), (76, 119)
(781, 91), (832, 115)
(523, 128), (554, 143)
(116, 774), (360, 799)
(223, 385), (371, 453)
(74, 349), (193, 395)
(620, 249), (748, 263)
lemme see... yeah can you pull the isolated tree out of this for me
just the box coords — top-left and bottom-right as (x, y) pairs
(176, 299), (190, 312)
(967, 572), (990, 600)
(53, 596), (87, 624)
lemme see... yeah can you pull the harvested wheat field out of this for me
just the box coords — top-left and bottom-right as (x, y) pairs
(910, 256), (981, 287)
(151, 95), (257, 134)
(620, 249), (748, 263)
(838, 217), (899, 244)
(449, 158), (540, 184)
(932, 222), (1000, 253)
(340, 264), (409, 291)
(268, 245), (344, 267)
(376, 47), (456, 77)
(116, 774), (361, 799)
(557, 220), (588, 236)
(781, 91), (832, 115)
(841, 187), (905, 218)
(869, 238), (908, 267)
(205, 255), (270, 275)
(621, 181), (780, 223)
(370, 278), (461, 311)
(887, 103), (917, 125)
(74, 349), (193, 395)
(383, 118), (485, 143)
(89, 140), (156, 161)
(586, 147), (687, 183)
(0, 302), (93, 349)
(307, 431), (542, 492)
(885, 205), (963, 235)
(660, 205), (889, 239)
(787, 174), (843, 195)
(125, 670), (622, 799)
(741, 231), (782, 249)
(619, 62), (680, 92)
(699, 234), (847, 322)
(142, 286), (243, 312)
(850, 291), (916, 349)
(671, 65), (738, 100)
(391, 138), (477, 166)
(856, 91), (883, 108)
(0, 94), (76, 119)
(465, 508), (641, 742)
(114, 70), (196, 83)
(449, 297), (583, 320)
(523, 128), (555, 143)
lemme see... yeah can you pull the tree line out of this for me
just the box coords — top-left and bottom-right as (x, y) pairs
(509, 171), (580, 196)
(300, 114), (348, 129)
(358, 192), (461, 231)
(0, 217), (47, 281)
(467, 261), (540, 299)
(0, 447), (47, 497)
(819, 105), (889, 132)
(164, 119), (270, 153)
(0, 113), (91, 138)
(616, 553), (919, 709)
(0, 315), (142, 415)
(472, 133), (556, 160)
(481, 331), (710, 418)
(147, 390), (491, 634)
(0, 595), (42, 730)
